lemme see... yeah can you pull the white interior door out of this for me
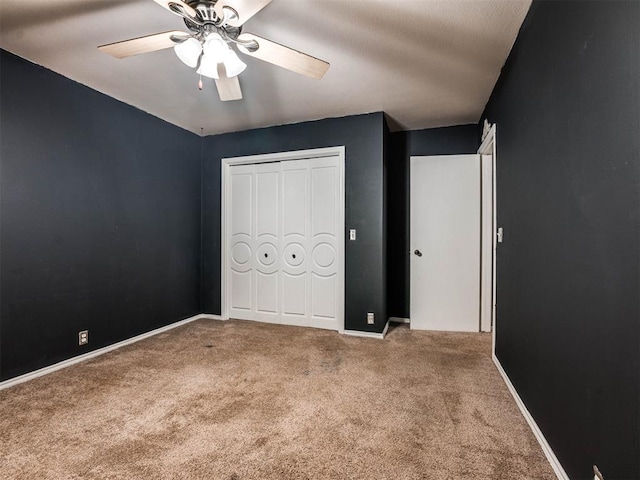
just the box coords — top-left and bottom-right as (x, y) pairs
(410, 154), (481, 332)
(226, 150), (343, 332)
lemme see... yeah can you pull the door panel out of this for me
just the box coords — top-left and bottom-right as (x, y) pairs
(252, 163), (280, 323)
(282, 272), (306, 317)
(231, 173), (252, 236)
(256, 271), (278, 314)
(309, 159), (340, 328)
(230, 270), (251, 311)
(282, 168), (306, 236)
(281, 160), (310, 326)
(256, 169), (279, 237)
(410, 155), (481, 332)
(229, 166), (254, 318)
(312, 273), (336, 319)
(311, 166), (337, 237)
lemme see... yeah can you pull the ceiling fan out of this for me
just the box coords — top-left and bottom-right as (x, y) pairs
(98, 0), (330, 101)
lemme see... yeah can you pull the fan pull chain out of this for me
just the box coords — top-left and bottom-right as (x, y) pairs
(198, 75), (203, 90)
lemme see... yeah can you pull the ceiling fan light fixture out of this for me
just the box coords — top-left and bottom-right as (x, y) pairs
(203, 32), (229, 63)
(174, 37), (202, 68)
(197, 53), (220, 79)
(223, 49), (247, 77)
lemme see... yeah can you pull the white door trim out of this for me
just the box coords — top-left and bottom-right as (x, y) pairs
(481, 125), (568, 479)
(221, 146), (346, 332)
(477, 124), (497, 350)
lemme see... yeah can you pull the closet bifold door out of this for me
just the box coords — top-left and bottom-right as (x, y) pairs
(228, 162), (281, 323)
(228, 164), (254, 321)
(253, 162), (281, 323)
(307, 156), (341, 330)
(280, 156), (341, 330)
(280, 159), (311, 326)
(227, 153), (341, 331)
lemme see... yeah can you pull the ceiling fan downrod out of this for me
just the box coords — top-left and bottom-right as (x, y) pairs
(171, 1), (258, 51)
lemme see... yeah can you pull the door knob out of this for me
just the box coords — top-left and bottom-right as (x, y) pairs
(414, 249), (422, 257)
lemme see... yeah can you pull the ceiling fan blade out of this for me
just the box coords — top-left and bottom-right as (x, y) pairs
(237, 33), (330, 79)
(152, 0), (199, 19)
(215, 69), (243, 101)
(98, 30), (189, 59)
(214, 0), (272, 27)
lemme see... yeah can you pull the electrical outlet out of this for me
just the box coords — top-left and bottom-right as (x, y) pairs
(78, 330), (88, 346)
(367, 312), (375, 325)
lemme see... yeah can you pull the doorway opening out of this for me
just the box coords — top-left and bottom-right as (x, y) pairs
(409, 125), (496, 333)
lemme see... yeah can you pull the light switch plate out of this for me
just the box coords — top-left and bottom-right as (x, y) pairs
(349, 229), (356, 241)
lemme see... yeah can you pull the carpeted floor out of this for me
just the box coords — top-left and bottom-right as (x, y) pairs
(0, 319), (555, 479)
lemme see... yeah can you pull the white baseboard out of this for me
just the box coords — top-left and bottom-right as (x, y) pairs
(343, 318), (390, 340)
(389, 316), (410, 324)
(0, 313), (223, 391)
(198, 314), (225, 321)
(492, 354), (569, 480)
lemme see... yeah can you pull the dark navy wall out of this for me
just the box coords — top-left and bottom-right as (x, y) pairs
(387, 125), (479, 318)
(483, 2), (640, 478)
(201, 113), (387, 332)
(0, 50), (202, 381)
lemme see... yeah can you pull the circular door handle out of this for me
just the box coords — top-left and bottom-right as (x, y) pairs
(414, 249), (422, 257)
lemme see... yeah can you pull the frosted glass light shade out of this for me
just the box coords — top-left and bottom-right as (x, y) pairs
(197, 53), (220, 79)
(174, 37), (202, 68)
(223, 49), (247, 77)
(203, 33), (228, 63)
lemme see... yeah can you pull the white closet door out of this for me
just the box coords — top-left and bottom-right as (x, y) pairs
(254, 163), (281, 323)
(226, 154), (342, 331)
(228, 163), (281, 322)
(228, 165), (254, 318)
(308, 156), (341, 330)
(281, 160), (311, 326)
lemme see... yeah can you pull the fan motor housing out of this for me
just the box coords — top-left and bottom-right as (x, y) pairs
(183, 0), (241, 39)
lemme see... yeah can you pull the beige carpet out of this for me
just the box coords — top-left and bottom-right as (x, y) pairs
(0, 319), (555, 479)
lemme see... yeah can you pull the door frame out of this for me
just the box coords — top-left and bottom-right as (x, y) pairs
(408, 139), (495, 333)
(477, 124), (497, 352)
(220, 146), (346, 332)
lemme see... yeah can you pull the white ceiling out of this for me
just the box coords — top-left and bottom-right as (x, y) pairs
(0, 0), (531, 136)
